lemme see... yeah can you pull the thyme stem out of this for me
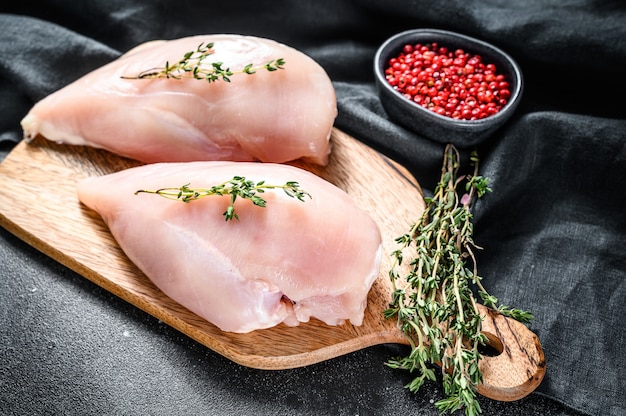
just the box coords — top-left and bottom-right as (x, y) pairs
(135, 176), (310, 221)
(384, 144), (533, 416)
(121, 42), (285, 82)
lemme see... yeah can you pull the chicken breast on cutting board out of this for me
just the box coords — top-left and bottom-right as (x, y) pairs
(77, 162), (382, 333)
(22, 35), (337, 165)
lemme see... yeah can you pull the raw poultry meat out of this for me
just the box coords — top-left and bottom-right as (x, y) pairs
(77, 161), (382, 333)
(21, 35), (337, 165)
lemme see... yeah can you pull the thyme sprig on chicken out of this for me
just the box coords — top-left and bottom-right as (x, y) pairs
(122, 42), (285, 82)
(384, 144), (533, 416)
(135, 176), (310, 221)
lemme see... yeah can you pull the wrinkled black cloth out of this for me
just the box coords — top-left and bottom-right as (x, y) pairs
(1, 2), (624, 416)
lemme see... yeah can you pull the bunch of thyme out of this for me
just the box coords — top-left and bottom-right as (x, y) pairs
(384, 144), (533, 416)
(135, 176), (310, 221)
(123, 42), (285, 82)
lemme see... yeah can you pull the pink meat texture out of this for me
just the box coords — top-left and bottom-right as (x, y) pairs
(21, 35), (337, 165)
(77, 162), (382, 333)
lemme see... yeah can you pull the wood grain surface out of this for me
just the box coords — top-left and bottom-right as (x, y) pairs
(0, 128), (544, 401)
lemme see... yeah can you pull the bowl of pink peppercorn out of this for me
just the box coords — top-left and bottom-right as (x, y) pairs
(374, 29), (523, 147)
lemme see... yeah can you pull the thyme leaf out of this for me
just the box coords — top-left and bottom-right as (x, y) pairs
(385, 144), (532, 416)
(135, 176), (310, 221)
(121, 42), (285, 82)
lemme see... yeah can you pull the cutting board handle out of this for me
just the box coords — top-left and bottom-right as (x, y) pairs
(476, 304), (546, 401)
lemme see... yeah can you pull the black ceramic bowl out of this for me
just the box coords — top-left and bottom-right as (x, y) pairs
(374, 29), (523, 147)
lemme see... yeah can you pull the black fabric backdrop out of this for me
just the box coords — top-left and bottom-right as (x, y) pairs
(1, 2), (625, 416)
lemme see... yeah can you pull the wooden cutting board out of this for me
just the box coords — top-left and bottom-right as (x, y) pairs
(0, 128), (544, 401)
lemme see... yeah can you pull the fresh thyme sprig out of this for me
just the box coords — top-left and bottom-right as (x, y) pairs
(384, 145), (533, 416)
(135, 176), (310, 221)
(122, 42), (286, 82)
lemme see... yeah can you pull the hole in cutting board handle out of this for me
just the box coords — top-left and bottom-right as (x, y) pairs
(479, 331), (504, 357)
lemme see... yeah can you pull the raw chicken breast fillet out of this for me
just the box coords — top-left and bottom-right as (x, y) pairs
(22, 35), (337, 165)
(77, 162), (382, 333)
